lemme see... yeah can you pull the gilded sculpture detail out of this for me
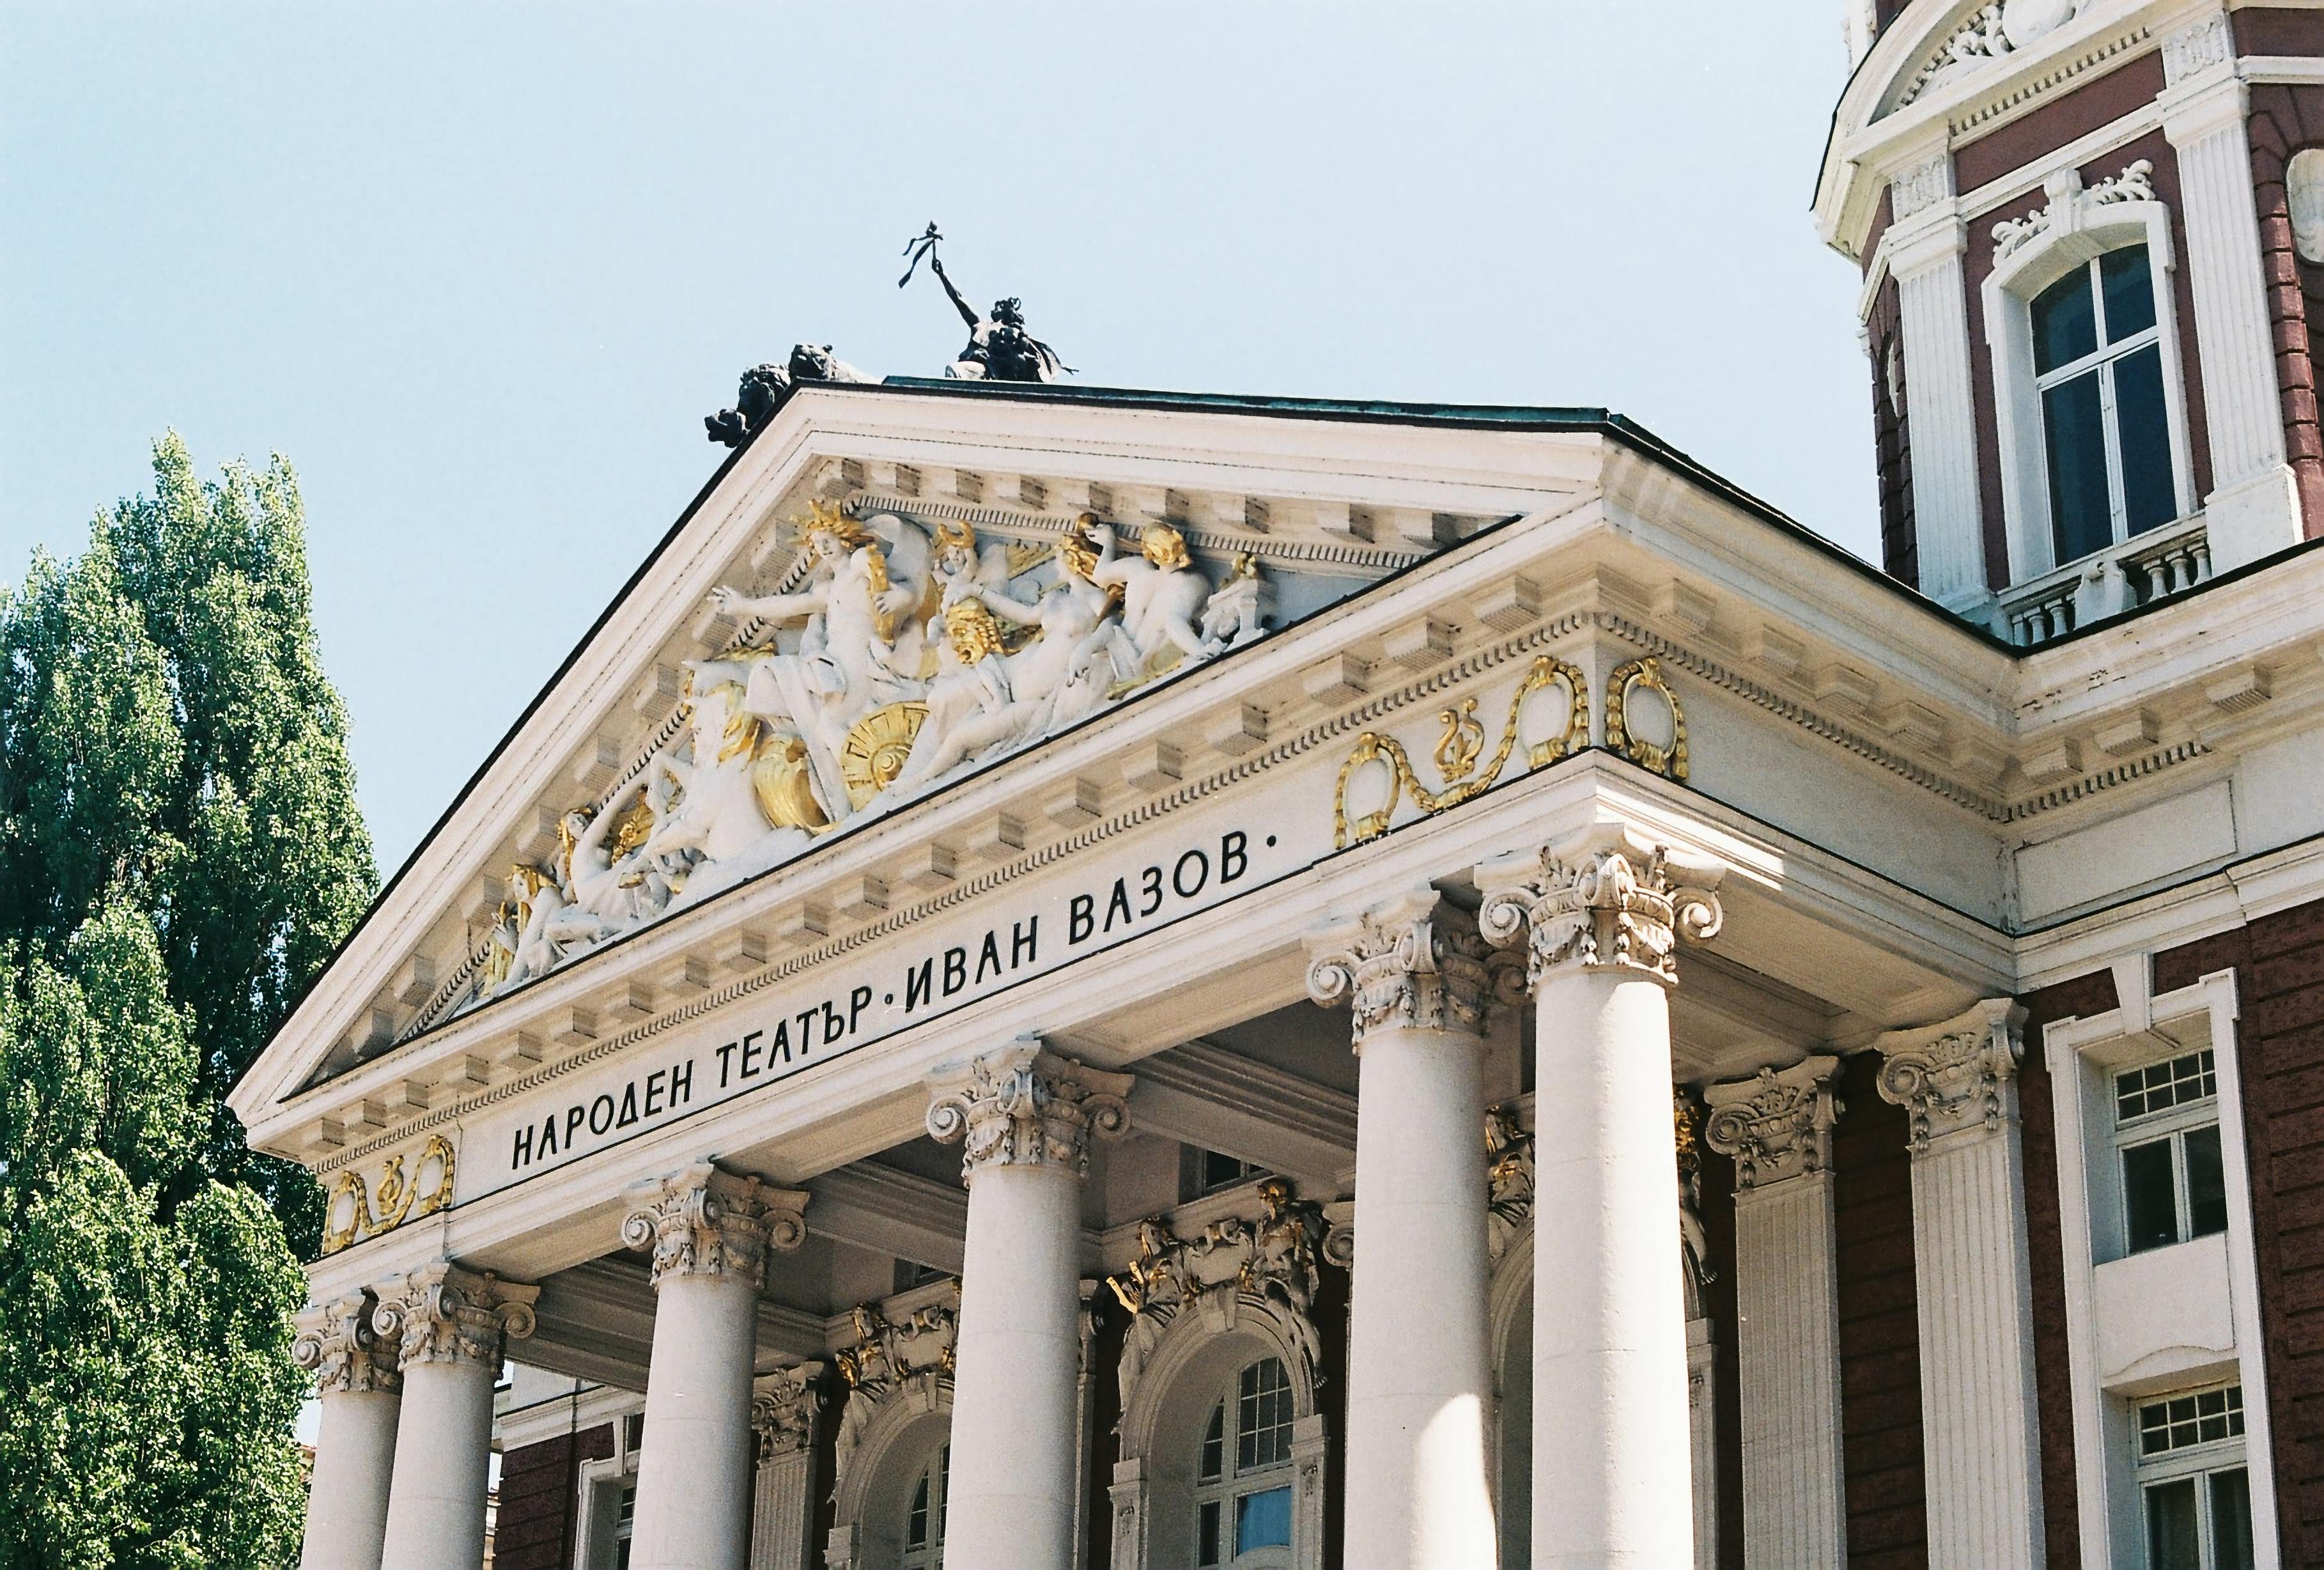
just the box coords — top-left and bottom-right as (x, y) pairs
(321, 1134), (457, 1255)
(452, 504), (1271, 1018)
(1606, 656), (1687, 781)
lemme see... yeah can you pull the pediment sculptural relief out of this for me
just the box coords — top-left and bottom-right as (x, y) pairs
(451, 504), (1271, 1020)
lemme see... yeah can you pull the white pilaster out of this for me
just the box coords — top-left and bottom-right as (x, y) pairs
(1306, 888), (1498, 1567)
(374, 1264), (538, 1570)
(1704, 1057), (1847, 1569)
(1876, 1001), (2043, 1570)
(926, 1041), (1131, 1570)
(623, 1163), (811, 1570)
(1889, 149), (1991, 613)
(2162, 22), (2304, 569)
(1477, 824), (1724, 1567)
(293, 1291), (403, 1570)
(748, 1364), (826, 1570)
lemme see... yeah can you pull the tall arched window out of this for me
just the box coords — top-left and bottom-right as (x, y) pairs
(901, 1443), (949, 1568)
(1193, 1357), (1296, 1568)
(2029, 243), (2179, 563)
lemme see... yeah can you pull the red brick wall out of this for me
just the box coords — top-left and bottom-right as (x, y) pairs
(2152, 901), (2324, 1566)
(2235, 9), (2324, 58)
(2018, 972), (2123, 1570)
(1834, 1049), (1929, 1568)
(1696, 1144), (1746, 1569)
(493, 1422), (614, 1570)
(1870, 274), (1917, 588)
(2247, 85), (2324, 538)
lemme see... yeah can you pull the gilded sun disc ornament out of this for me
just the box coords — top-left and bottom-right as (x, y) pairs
(840, 701), (928, 808)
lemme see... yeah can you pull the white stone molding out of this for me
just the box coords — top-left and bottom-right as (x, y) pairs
(1105, 1180), (1331, 1570)
(1475, 821), (1724, 990)
(1897, 0), (2095, 109)
(1303, 886), (1492, 1043)
(293, 1289), (401, 1395)
(749, 1363), (826, 1570)
(295, 1291), (403, 1570)
(2043, 968), (2284, 1569)
(1895, 219), (1995, 612)
(2160, 12), (2233, 86)
(1875, 1000), (2045, 1570)
(2162, 58), (2305, 570)
(1983, 157), (2200, 588)
(619, 1161), (810, 1291)
(1705, 1057), (1848, 1568)
(373, 1262), (538, 1369)
(924, 1038), (1134, 1182)
(1702, 1056), (1842, 1190)
(2289, 148), (2324, 267)
(1892, 150), (1957, 222)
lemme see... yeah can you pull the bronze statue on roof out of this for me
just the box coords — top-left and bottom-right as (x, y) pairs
(899, 222), (1071, 384)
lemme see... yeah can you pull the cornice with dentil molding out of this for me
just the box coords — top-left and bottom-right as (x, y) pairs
(1303, 888), (1492, 1045)
(924, 1039), (1133, 1181)
(620, 1162), (810, 1291)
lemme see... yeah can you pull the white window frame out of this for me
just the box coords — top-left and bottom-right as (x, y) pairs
(1191, 1356), (1296, 1569)
(2133, 1383), (2254, 1569)
(575, 1420), (644, 1570)
(1985, 173), (2198, 585)
(2109, 1046), (2226, 1259)
(899, 1440), (949, 1569)
(2045, 964), (2280, 1568)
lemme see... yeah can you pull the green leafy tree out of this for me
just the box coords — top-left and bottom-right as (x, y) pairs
(0, 435), (378, 1567)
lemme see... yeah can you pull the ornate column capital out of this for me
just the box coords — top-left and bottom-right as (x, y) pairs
(373, 1262), (538, 1370)
(292, 1289), (401, 1395)
(1303, 887), (1492, 1045)
(924, 1039), (1133, 1183)
(1703, 1056), (1843, 1192)
(754, 1361), (825, 1461)
(1874, 1000), (2026, 1154)
(620, 1162), (810, 1291)
(1475, 822), (1723, 991)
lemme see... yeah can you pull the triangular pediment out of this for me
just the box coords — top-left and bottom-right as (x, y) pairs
(233, 382), (1615, 1131)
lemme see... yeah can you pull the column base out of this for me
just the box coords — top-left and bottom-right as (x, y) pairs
(2205, 465), (2305, 573)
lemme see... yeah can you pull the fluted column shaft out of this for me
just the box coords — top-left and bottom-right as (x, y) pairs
(1308, 889), (1497, 1566)
(1478, 825), (1724, 1569)
(1876, 1001), (2043, 1570)
(294, 1292), (403, 1570)
(927, 1041), (1131, 1570)
(1891, 183), (1989, 609)
(624, 1164), (810, 1570)
(1704, 1058), (1847, 1567)
(375, 1265), (538, 1570)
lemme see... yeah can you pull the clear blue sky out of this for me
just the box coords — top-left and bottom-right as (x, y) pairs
(1, 1), (1873, 875)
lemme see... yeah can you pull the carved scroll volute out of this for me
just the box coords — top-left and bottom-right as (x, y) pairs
(1304, 887), (1492, 1046)
(1475, 822), (1724, 991)
(619, 1162), (810, 1290)
(1702, 1057), (1844, 1192)
(372, 1263), (539, 1370)
(924, 1039), (1133, 1183)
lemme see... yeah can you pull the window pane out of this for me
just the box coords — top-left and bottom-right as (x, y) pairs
(2185, 1124), (2229, 1240)
(2101, 245), (2157, 342)
(908, 1475), (930, 1548)
(2144, 1477), (2202, 1570)
(1198, 1500), (1221, 1567)
(2033, 265), (2100, 373)
(2044, 372), (2112, 563)
(2114, 344), (2178, 534)
(1236, 1486), (1294, 1553)
(1238, 1358), (1294, 1471)
(1201, 1401), (1225, 1482)
(2210, 1468), (2256, 1570)
(2117, 1053), (2217, 1122)
(2123, 1138), (2180, 1253)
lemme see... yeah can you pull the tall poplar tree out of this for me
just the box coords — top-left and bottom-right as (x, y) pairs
(0, 434), (378, 1567)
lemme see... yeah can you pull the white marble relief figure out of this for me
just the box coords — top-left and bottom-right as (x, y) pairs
(642, 667), (830, 905)
(704, 504), (934, 821)
(1080, 521), (1212, 691)
(895, 517), (1119, 789)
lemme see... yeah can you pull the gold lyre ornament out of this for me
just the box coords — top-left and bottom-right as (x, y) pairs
(1605, 656), (1689, 781)
(321, 1134), (458, 1255)
(1331, 655), (1592, 849)
(839, 701), (929, 808)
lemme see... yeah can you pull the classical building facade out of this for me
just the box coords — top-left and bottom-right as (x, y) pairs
(248, 3), (2324, 1566)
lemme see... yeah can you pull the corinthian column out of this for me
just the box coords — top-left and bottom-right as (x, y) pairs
(1876, 1001), (2043, 1570)
(1703, 1057), (1847, 1567)
(1306, 888), (1498, 1566)
(926, 1041), (1131, 1570)
(748, 1362), (826, 1570)
(293, 1291), (402, 1570)
(1476, 823), (1723, 1567)
(374, 1264), (538, 1570)
(622, 1163), (811, 1570)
